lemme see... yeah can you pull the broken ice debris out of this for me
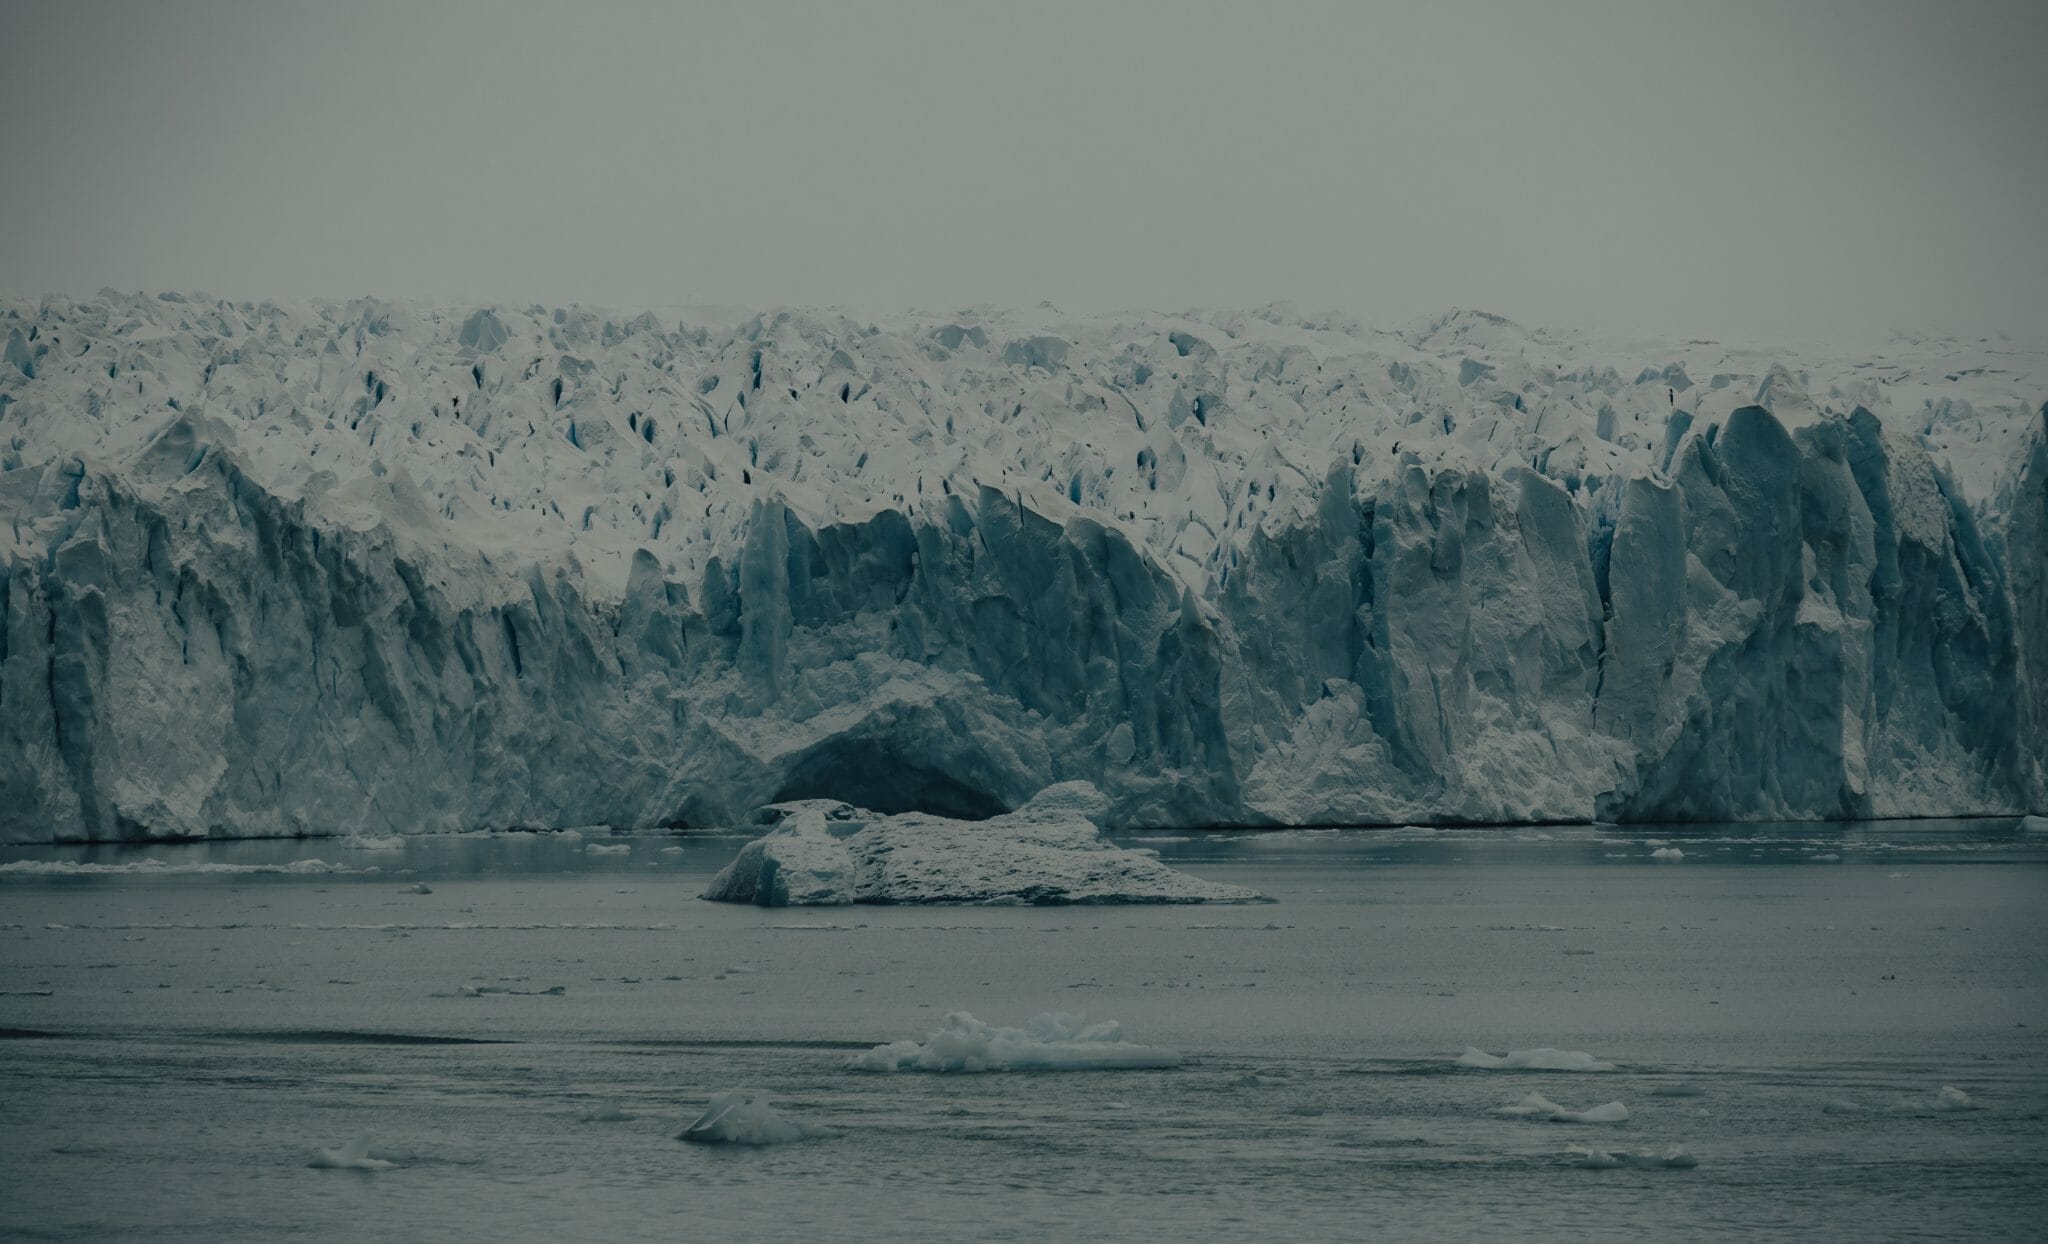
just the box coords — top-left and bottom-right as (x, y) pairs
(703, 783), (1262, 907)
(851, 1011), (1182, 1073)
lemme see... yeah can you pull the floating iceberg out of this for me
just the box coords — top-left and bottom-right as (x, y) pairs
(1567, 1145), (1698, 1170)
(1881, 1085), (1980, 1115)
(1650, 847), (1685, 862)
(1458, 1047), (1616, 1071)
(308, 1137), (405, 1171)
(584, 842), (631, 856)
(703, 784), (1262, 906)
(339, 835), (407, 852)
(678, 1091), (827, 1145)
(1496, 1092), (1630, 1123)
(851, 1011), (1182, 1073)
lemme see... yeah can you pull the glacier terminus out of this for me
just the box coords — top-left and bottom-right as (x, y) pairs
(1, 294), (2041, 842)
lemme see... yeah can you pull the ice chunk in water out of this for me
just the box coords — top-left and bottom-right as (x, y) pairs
(1650, 847), (1685, 861)
(340, 834), (406, 851)
(1496, 1092), (1629, 1123)
(308, 1137), (398, 1171)
(585, 843), (631, 856)
(851, 1011), (1182, 1072)
(1458, 1047), (1615, 1071)
(1568, 1144), (1697, 1170)
(679, 1091), (826, 1145)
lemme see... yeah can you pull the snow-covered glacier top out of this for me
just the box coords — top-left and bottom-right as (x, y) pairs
(1, 291), (2041, 840)
(4, 292), (2037, 598)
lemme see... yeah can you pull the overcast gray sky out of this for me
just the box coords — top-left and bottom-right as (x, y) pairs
(3, 0), (2043, 340)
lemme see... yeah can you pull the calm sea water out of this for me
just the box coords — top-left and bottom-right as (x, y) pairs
(3, 819), (2044, 1241)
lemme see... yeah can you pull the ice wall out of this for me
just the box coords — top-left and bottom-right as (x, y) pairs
(1, 294), (2039, 840)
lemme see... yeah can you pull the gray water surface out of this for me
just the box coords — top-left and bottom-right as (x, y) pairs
(3, 820), (2044, 1241)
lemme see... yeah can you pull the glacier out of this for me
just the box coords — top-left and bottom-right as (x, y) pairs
(0, 291), (2041, 841)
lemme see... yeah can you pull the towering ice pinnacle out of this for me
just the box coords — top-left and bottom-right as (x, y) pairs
(0, 292), (2040, 841)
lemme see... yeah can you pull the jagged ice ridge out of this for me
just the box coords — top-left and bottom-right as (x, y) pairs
(2, 292), (2042, 841)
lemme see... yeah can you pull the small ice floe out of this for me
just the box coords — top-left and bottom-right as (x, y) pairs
(678, 1091), (827, 1145)
(1650, 847), (1684, 862)
(1496, 1092), (1630, 1123)
(1810, 853), (1841, 863)
(2020, 815), (2048, 833)
(851, 1011), (1181, 1073)
(585, 843), (631, 856)
(408, 882), (433, 894)
(580, 1103), (637, 1123)
(1458, 1047), (1615, 1072)
(458, 982), (566, 997)
(1567, 1144), (1697, 1170)
(659, 846), (685, 855)
(340, 834), (407, 852)
(1822, 1099), (1864, 1115)
(308, 1137), (406, 1171)
(1888, 1085), (1979, 1114)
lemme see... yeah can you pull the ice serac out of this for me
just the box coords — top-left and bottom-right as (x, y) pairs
(0, 294), (2040, 841)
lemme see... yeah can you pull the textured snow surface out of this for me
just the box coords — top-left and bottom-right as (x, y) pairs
(2, 292), (2042, 840)
(702, 783), (1264, 906)
(849, 1011), (1182, 1072)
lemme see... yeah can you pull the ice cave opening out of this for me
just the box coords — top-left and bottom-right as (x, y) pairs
(770, 737), (1011, 820)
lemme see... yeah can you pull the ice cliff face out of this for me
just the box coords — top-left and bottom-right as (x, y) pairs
(1, 292), (2040, 840)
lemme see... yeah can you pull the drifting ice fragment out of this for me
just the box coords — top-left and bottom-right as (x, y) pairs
(1650, 847), (1684, 862)
(585, 843), (631, 856)
(851, 1011), (1182, 1072)
(1496, 1092), (1629, 1123)
(679, 1091), (827, 1144)
(1567, 1145), (1697, 1170)
(1458, 1047), (1615, 1071)
(308, 1137), (399, 1171)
